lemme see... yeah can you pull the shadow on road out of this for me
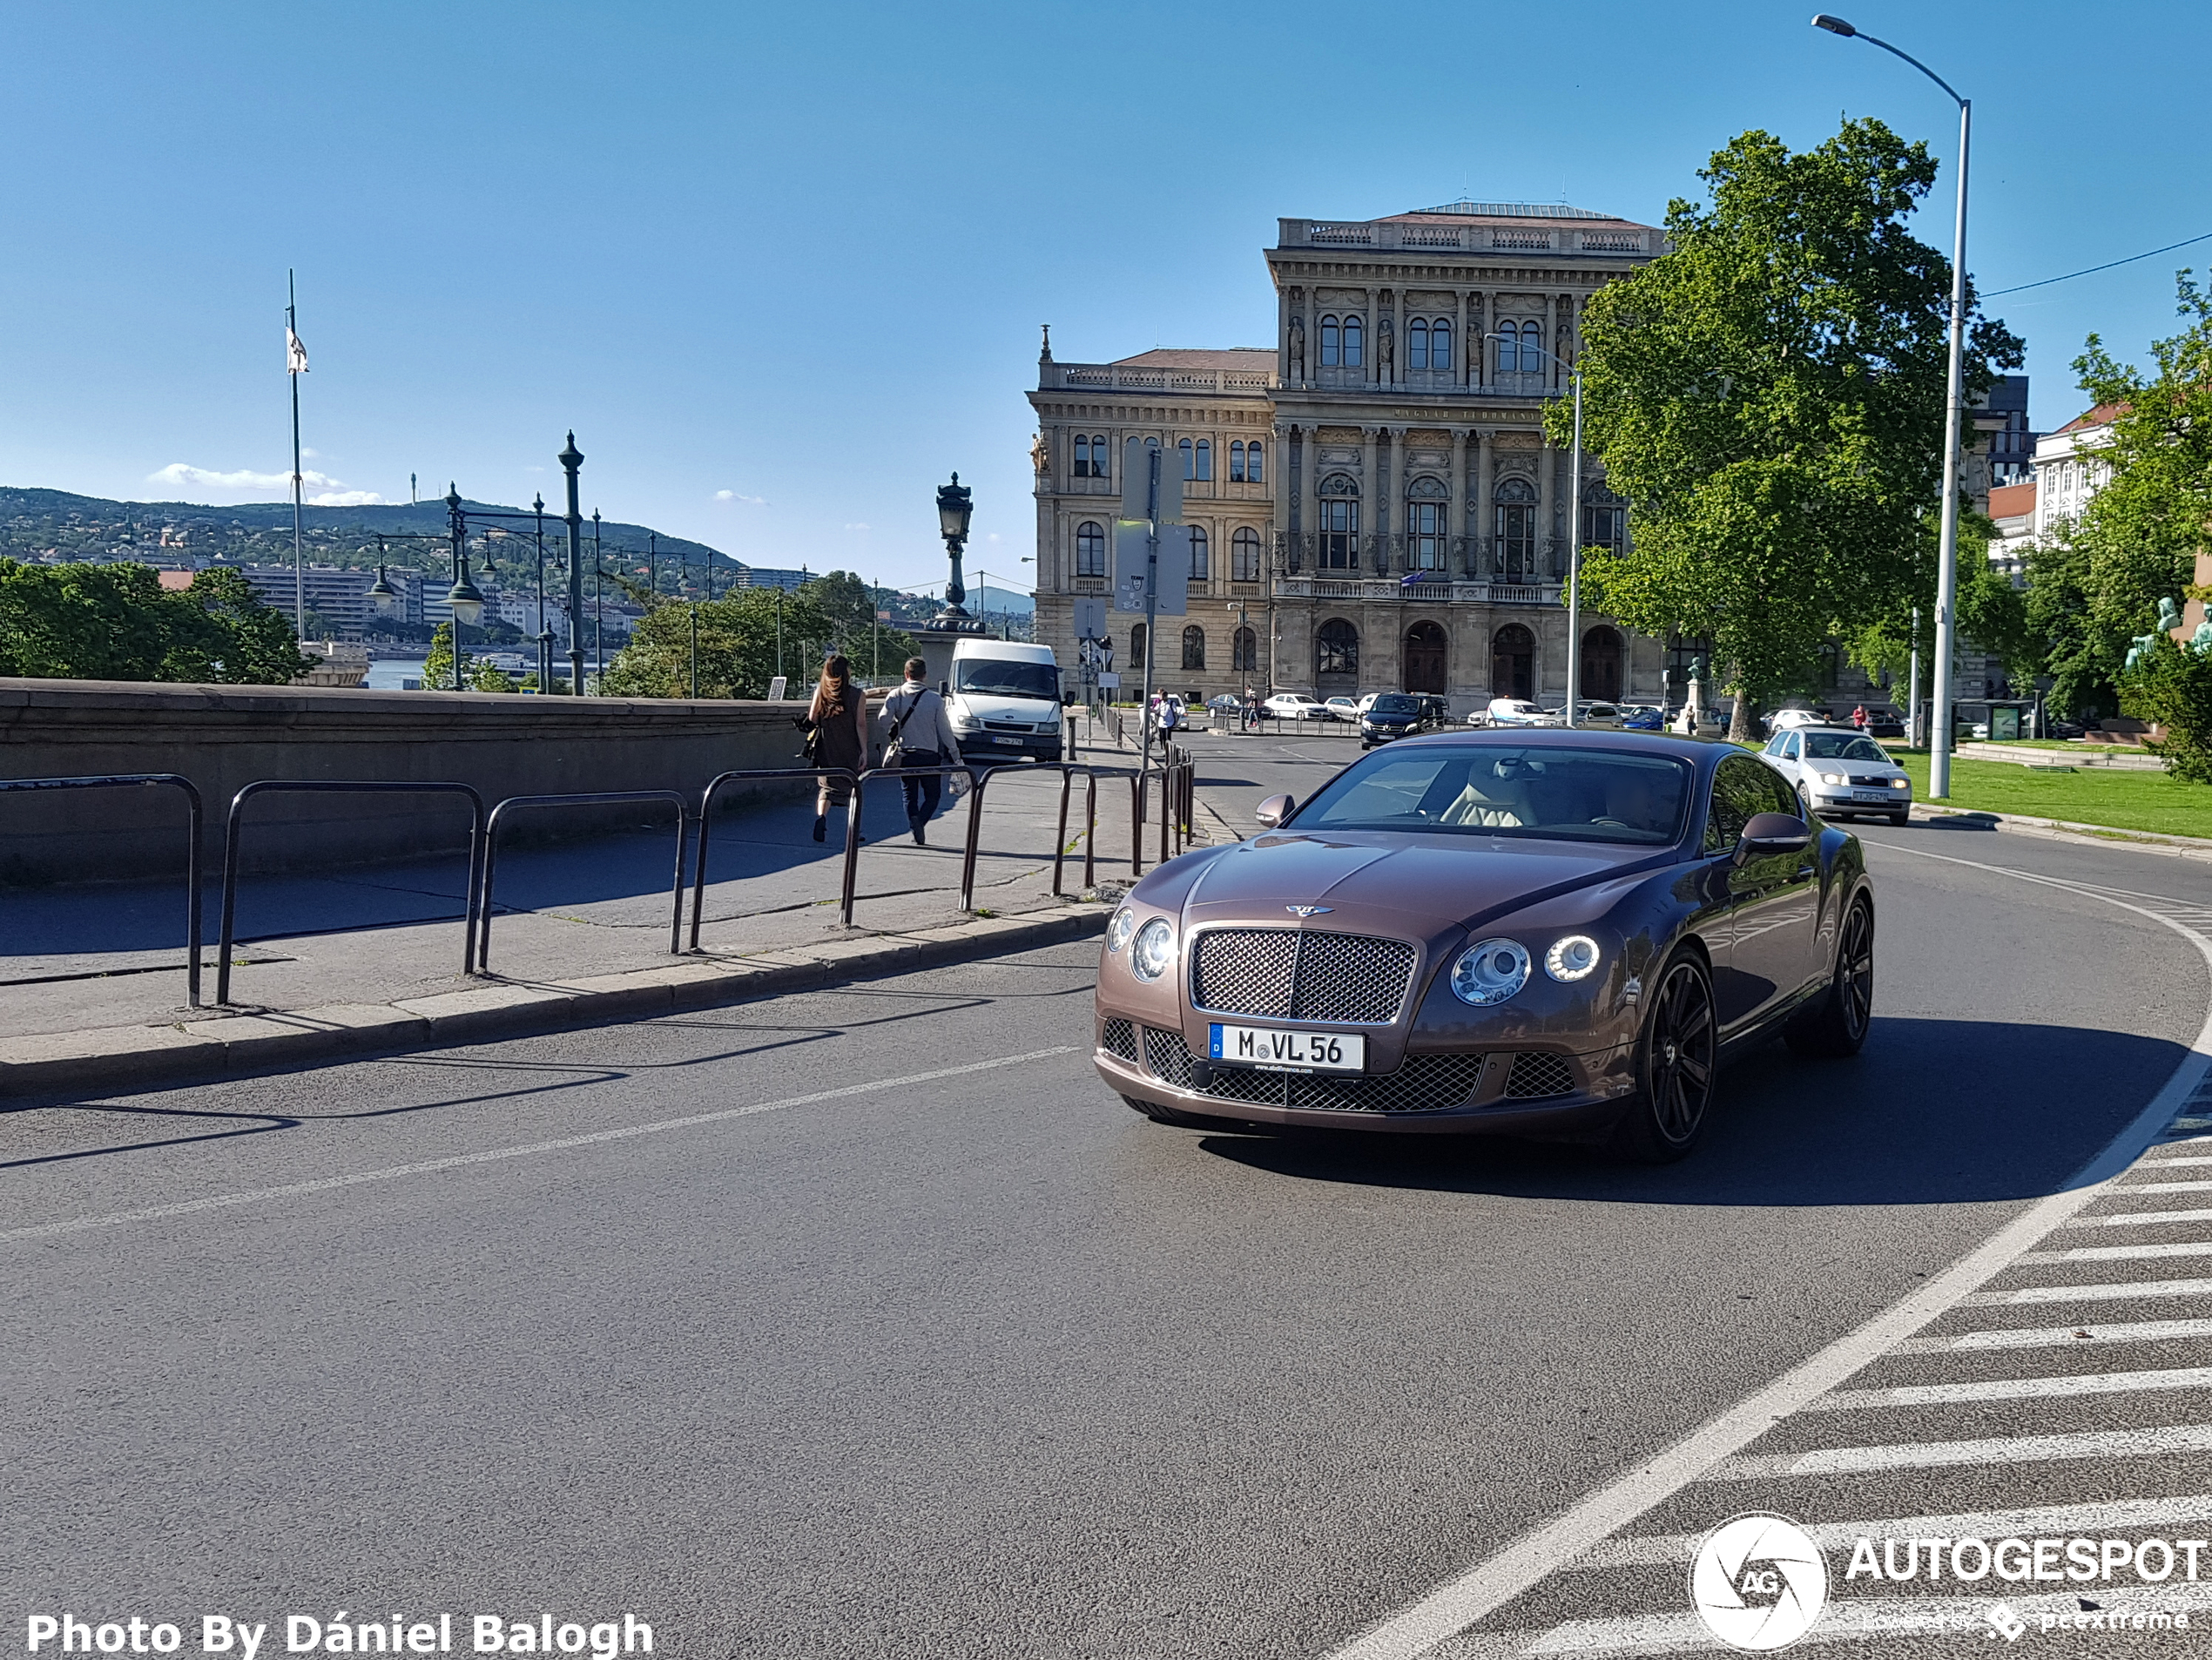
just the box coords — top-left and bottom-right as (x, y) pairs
(1190, 1015), (2188, 1206)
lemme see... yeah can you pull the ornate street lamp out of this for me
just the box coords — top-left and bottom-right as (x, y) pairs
(934, 473), (976, 622)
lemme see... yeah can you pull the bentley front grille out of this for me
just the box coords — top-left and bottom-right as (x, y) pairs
(1101, 1017), (1138, 1063)
(1138, 1026), (1483, 1115)
(1189, 928), (1416, 1025)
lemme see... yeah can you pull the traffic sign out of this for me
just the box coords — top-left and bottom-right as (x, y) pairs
(1113, 522), (1189, 615)
(1119, 436), (1182, 524)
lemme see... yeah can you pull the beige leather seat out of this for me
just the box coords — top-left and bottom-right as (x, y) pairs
(1437, 773), (1529, 828)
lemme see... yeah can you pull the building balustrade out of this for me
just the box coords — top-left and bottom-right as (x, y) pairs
(1043, 362), (1278, 395)
(1271, 575), (1561, 607)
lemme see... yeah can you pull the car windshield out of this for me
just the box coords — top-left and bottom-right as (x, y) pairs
(1804, 733), (1891, 763)
(955, 659), (1059, 699)
(1290, 745), (1692, 845)
(1370, 695), (1419, 714)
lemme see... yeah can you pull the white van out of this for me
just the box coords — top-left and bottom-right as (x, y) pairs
(947, 639), (1064, 764)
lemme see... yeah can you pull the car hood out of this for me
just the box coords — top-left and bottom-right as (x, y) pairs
(953, 692), (1059, 724)
(1184, 830), (1669, 940)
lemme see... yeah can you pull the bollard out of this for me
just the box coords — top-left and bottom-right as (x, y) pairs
(1130, 774), (1145, 878)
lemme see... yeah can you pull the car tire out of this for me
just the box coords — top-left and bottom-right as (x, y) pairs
(1888, 812), (1910, 827)
(1785, 894), (1874, 1058)
(1607, 949), (1719, 1164)
(1121, 1093), (1245, 1131)
(1796, 782), (1816, 820)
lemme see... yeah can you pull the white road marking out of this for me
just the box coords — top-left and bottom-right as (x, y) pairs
(1323, 842), (2212, 1660)
(2119, 1179), (2212, 1193)
(0, 1045), (1082, 1245)
(2020, 1240), (2212, 1263)
(1573, 1493), (2212, 1569)
(1963, 1276), (2212, 1306)
(1811, 1363), (2212, 1409)
(1892, 1316), (2212, 1352)
(1710, 1422), (2212, 1481)
(2068, 1207), (2212, 1226)
(2144, 1156), (2212, 1168)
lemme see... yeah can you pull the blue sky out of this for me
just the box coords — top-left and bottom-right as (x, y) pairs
(3, 1), (2205, 592)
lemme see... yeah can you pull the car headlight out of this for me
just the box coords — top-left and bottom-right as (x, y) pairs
(1545, 935), (1602, 982)
(1817, 772), (1848, 786)
(1131, 918), (1176, 982)
(950, 711), (978, 730)
(1890, 777), (1910, 788)
(1451, 938), (1530, 1006)
(1106, 907), (1135, 954)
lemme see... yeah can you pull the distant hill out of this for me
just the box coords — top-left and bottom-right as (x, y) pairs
(0, 486), (739, 575)
(973, 584), (1034, 616)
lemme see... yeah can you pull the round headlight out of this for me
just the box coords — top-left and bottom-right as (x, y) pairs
(1131, 917), (1176, 982)
(1818, 771), (1848, 786)
(1451, 938), (1530, 1006)
(1545, 935), (1602, 982)
(1106, 907), (1135, 953)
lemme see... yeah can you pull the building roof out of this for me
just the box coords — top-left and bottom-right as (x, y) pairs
(1110, 348), (1276, 370)
(1383, 199), (1656, 230)
(1986, 481), (2037, 523)
(2054, 402), (2126, 435)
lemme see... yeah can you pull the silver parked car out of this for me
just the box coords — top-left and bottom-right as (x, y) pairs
(1762, 726), (1913, 826)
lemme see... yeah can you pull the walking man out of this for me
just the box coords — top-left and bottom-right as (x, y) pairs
(876, 657), (963, 846)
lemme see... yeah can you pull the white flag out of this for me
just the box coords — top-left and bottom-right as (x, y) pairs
(287, 325), (308, 374)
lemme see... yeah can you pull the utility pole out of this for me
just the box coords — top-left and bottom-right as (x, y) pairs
(1138, 443), (1163, 784)
(559, 434), (585, 694)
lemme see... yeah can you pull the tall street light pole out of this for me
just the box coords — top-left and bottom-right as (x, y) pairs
(559, 433), (585, 694)
(1482, 328), (1585, 724)
(1815, 12), (1970, 796)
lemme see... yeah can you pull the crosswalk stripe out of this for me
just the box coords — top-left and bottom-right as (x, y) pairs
(2066, 1207), (2212, 1226)
(1572, 1494), (2212, 1569)
(1962, 1276), (2212, 1306)
(1811, 1363), (2212, 1409)
(2018, 1240), (2212, 1263)
(2116, 1179), (2212, 1193)
(1892, 1317), (2212, 1353)
(1708, 1423), (2212, 1480)
(2144, 1157), (2212, 1168)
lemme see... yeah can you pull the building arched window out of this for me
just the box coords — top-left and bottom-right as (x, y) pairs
(1319, 316), (1340, 367)
(1130, 622), (1146, 669)
(1232, 625), (1258, 671)
(1495, 326), (1518, 375)
(1188, 524), (1210, 581)
(1246, 440), (1263, 482)
(1178, 437), (1194, 479)
(1231, 526), (1262, 581)
(1229, 439), (1245, 482)
(1342, 315), (1364, 368)
(1406, 476), (1447, 570)
(1195, 438), (1212, 481)
(1075, 434), (1108, 480)
(1520, 321), (1542, 372)
(1318, 474), (1359, 570)
(1073, 435), (1090, 477)
(1317, 617), (1359, 678)
(1076, 520), (1106, 577)
(1494, 476), (1538, 577)
(1408, 320), (1429, 371)
(1581, 483), (1629, 557)
(1182, 624), (1206, 671)
(1431, 319), (1453, 370)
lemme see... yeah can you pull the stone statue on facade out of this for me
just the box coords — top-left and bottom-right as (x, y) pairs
(1029, 432), (1049, 476)
(1288, 315), (1305, 380)
(1378, 317), (1393, 377)
(2158, 596), (2184, 635)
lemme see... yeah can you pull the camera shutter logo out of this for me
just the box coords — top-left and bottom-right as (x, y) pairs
(1689, 1513), (1829, 1650)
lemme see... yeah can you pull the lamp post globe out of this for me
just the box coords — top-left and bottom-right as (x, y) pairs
(935, 473), (974, 619)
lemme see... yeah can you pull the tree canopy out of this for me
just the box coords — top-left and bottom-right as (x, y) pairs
(796, 570), (918, 677)
(598, 589), (839, 699)
(1558, 118), (2021, 732)
(0, 560), (311, 684)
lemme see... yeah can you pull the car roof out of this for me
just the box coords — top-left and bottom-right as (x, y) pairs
(1394, 726), (1733, 764)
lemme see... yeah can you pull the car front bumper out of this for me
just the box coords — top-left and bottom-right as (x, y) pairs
(1812, 786), (1912, 814)
(956, 731), (1063, 761)
(1095, 1014), (1636, 1138)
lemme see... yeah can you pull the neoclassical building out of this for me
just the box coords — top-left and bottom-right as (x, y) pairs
(1029, 199), (1671, 712)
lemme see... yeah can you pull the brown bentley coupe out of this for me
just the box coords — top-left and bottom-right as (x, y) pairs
(1094, 730), (1874, 1161)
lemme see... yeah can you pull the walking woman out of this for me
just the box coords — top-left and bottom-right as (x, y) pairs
(808, 654), (869, 842)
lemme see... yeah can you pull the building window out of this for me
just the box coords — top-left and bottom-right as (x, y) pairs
(1232, 526), (1262, 581)
(1320, 316), (1340, 367)
(1521, 320), (1542, 371)
(1342, 316), (1364, 368)
(1232, 625), (1258, 671)
(1182, 624), (1206, 671)
(1319, 476), (1359, 570)
(1130, 622), (1146, 669)
(1189, 525), (1210, 581)
(1076, 520), (1106, 577)
(1494, 477), (1538, 577)
(1073, 434), (1108, 480)
(1072, 435), (1090, 477)
(1582, 488), (1628, 557)
(1317, 617), (1359, 678)
(1230, 440), (1245, 482)
(1246, 441), (1263, 482)
(1408, 320), (1429, 371)
(1431, 319), (1452, 370)
(1495, 327), (1518, 375)
(1178, 437), (1194, 479)
(1408, 501), (1445, 570)
(1195, 438), (1211, 481)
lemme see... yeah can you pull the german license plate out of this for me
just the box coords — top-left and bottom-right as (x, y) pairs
(1208, 1024), (1365, 1072)
(991, 735), (1022, 746)
(1852, 789), (1893, 803)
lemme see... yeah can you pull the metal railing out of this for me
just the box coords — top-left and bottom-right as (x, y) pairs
(838, 764), (985, 926)
(689, 766), (854, 951)
(1, 773), (206, 1008)
(477, 790), (691, 973)
(217, 780), (487, 1004)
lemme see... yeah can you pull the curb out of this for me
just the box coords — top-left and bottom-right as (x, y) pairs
(0, 906), (1110, 1103)
(1905, 801), (2212, 863)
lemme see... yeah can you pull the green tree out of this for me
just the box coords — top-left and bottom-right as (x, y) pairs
(2121, 635), (2212, 783)
(598, 589), (837, 698)
(170, 565), (315, 684)
(422, 621), (457, 690)
(797, 570), (917, 678)
(1560, 118), (2022, 738)
(0, 560), (176, 679)
(467, 658), (516, 692)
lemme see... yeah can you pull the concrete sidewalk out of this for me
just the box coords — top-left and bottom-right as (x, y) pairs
(0, 731), (1191, 1097)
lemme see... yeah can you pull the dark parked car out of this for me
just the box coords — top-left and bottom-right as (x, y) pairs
(1359, 692), (1432, 748)
(1094, 732), (1873, 1162)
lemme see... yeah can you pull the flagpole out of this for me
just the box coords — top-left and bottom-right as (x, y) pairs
(287, 269), (305, 641)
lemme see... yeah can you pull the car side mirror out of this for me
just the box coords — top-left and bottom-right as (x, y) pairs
(1255, 793), (1296, 829)
(1736, 811), (1811, 865)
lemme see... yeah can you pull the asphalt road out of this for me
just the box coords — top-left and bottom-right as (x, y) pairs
(4, 730), (2209, 1658)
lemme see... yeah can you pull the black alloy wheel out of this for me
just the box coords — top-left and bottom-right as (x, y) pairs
(1610, 953), (1717, 1164)
(1786, 894), (1875, 1057)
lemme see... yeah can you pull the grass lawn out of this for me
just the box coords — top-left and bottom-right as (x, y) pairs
(1890, 750), (2212, 840)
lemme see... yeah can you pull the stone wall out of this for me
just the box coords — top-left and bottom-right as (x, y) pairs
(0, 680), (842, 884)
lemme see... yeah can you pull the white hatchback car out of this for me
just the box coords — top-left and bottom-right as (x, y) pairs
(1475, 697), (1563, 728)
(1763, 726), (1914, 825)
(1264, 692), (1328, 722)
